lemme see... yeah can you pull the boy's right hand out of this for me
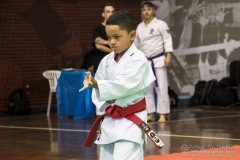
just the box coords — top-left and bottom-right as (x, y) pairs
(107, 99), (116, 104)
(79, 71), (92, 92)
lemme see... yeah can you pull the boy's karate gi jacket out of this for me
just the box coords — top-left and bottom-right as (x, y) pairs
(92, 43), (155, 145)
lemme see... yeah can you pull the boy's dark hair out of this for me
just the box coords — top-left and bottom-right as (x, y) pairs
(106, 10), (136, 33)
(141, 1), (156, 10)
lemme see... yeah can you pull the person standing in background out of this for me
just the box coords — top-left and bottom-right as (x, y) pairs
(135, 1), (173, 123)
(92, 3), (115, 72)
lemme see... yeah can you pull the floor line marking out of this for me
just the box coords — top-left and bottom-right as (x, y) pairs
(156, 114), (240, 123)
(0, 125), (90, 133)
(190, 109), (240, 114)
(0, 114), (50, 121)
(0, 125), (240, 142)
(158, 133), (240, 141)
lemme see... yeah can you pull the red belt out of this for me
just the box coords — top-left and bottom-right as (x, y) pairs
(83, 98), (164, 149)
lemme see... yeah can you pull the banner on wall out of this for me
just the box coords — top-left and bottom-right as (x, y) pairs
(140, 0), (240, 93)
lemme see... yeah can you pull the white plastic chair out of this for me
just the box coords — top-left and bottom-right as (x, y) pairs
(42, 70), (61, 116)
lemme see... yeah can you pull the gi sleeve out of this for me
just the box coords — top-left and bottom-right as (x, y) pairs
(160, 21), (173, 53)
(91, 55), (111, 111)
(134, 26), (140, 48)
(92, 88), (110, 112)
(97, 57), (155, 101)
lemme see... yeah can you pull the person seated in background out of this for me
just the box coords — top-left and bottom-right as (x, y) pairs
(92, 3), (114, 72)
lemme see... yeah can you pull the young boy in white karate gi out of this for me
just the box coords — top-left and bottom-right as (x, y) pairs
(83, 11), (157, 160)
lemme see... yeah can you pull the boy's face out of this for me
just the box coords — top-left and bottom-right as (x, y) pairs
(102, 6), (115, 21)
(106, 25), (135, 54)
(142, 5), (155, 20)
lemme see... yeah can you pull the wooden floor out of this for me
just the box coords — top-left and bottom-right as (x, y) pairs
(1, 105), (240, 160)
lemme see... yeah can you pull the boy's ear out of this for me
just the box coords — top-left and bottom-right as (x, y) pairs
(130, 30), (136, 42)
